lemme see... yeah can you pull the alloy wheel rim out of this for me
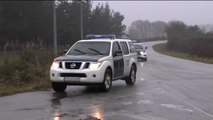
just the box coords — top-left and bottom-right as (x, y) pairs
(105, 73), (111, 89)
(131, 69), (136, 83)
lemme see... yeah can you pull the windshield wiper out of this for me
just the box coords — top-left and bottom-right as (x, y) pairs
(88, 48), (103, 55)
(73, 49), (86, 54)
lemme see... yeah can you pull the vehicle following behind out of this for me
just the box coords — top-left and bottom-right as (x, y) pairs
(133, 42), (148, 61)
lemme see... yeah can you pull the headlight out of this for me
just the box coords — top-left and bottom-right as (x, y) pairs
(140, 51), (146, 55)
(140, 51), (144, 55)
(51, 61), (59, 69)
(89, 61), (102, 70)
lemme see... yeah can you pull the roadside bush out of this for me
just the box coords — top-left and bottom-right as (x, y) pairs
(189, 37), (213, 57)
(0, 49), (54, 85)
(166, 21), (213, 58)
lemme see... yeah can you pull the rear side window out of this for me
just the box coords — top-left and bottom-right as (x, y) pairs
(128, 41), (136, 53)
(120, 42), (129, 55)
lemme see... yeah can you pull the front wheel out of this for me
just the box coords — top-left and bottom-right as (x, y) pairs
(100, 69), (112, 92)
(125, 65), (136, 86)
(52, 82), (67, 92)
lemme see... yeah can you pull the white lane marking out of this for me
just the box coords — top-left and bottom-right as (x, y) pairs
(140, 78), (144, 81)
(136, 92), (144, 96)
(160, 104), (193, 113)
(155, 88), (168, 94)
(175, 69), (205, 75)
(115, 94), (137, 99)
(120, 100), (154, 106)
(169, 92), (213, 119)
(120, 102), (134, 105)
(140, 63), (144, 66)
(137, 100), (154, 105)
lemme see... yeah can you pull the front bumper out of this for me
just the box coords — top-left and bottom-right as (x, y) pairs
(50, 68), (105, 84)
(137, 54), (147, 59)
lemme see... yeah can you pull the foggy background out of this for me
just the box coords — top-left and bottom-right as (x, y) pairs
(93, 1), (213, 27)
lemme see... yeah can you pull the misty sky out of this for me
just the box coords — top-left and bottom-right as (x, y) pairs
(92, 1), (213, 27)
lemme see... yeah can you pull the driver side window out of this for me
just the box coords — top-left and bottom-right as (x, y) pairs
(112, 42), (122, 57)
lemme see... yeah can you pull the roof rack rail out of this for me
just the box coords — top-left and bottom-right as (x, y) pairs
(86, 34), (116, 40)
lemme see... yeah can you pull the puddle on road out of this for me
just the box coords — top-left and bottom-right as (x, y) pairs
(91, 105), (104, 120)
(81, 116), (101, 120)
(52, 104), (104, 120)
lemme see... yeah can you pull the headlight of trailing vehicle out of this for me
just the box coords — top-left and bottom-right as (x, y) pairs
(89, 61), (102, 70)
(51, 61), (60, 69)
(140, 51), (145, 55)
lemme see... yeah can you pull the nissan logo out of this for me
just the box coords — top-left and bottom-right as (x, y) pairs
(70, 63), (76, 68)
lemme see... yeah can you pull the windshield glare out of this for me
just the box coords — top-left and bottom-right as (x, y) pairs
(68, 42), (111, 55)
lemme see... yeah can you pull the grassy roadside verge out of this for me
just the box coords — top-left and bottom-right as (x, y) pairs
(0, 78), (51, 96)
(153, 43), (213, 64)
(0, 50), (54, 97)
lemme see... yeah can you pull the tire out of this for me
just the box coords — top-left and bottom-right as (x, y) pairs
(100, 69), (112, 92)
(125, 65), (136, 86)
(52, 82), (67, 92)
(144, 58), (147, 61)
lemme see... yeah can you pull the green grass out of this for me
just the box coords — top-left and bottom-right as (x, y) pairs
(153, 43), (213, 64)
(0, 65), (52, 96)
(0, 50), (54, 96)
(0, 80), (51, 96)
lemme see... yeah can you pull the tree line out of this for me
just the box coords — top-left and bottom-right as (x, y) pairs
(166, 21), (213, 57)
(0, 1), (126, 52)
(128, 19), (213, 58)
(127, 20), (167, 41)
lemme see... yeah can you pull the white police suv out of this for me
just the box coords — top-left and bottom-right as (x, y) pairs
(50, 34), (138, 92)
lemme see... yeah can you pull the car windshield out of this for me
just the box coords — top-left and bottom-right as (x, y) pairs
(67, 42), (110, 55)
(134, 44), (144, 49)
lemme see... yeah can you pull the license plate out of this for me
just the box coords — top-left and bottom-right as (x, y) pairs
(64, 77), (80, 81)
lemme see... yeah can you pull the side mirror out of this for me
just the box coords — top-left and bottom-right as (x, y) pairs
(114, 50), (122, 57)
(64, 49), (68, 54)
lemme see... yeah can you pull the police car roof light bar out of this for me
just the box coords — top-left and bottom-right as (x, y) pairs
(86, 34), (116, 40)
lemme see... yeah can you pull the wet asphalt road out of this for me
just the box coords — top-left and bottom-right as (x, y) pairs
(1, 41), (213, 120)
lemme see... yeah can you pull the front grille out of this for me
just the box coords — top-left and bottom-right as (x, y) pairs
(60, 73), (86, 77)
(65, 62), (81, 69)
